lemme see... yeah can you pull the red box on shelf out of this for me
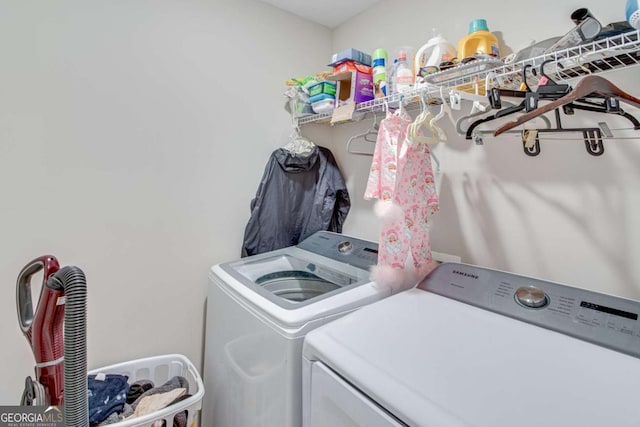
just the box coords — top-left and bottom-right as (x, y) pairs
(332, 60), (373, 75)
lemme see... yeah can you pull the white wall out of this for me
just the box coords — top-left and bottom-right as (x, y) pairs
(322, 0), (640, 299)
(0, 0), (331, 403)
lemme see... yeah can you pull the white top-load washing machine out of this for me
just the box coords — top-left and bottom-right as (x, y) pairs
(202, 231), (390, 427)
(303, 262), (640, 427)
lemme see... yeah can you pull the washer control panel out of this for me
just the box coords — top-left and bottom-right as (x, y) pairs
(297, 231), (378, 270)
(420, 263), (640, 358)
(515, 286), (549, 309)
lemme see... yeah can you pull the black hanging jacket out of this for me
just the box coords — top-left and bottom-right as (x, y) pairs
(241, 146), (350, 257)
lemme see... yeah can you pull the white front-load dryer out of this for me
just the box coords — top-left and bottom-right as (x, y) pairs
(202, 231), (388, 427)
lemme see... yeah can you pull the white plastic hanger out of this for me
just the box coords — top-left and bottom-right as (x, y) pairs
(428, 89), (447, 171)
(448, 83), (489, 121)
(428, 87), (448, 142)
(406, 93), (438, 145)
(405, 92), (443, 172)
(468, 76), (489, 116)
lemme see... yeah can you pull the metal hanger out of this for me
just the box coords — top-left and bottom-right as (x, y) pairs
(346, 111), (380, 156)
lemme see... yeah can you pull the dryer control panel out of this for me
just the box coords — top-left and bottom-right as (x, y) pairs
(297, 231), (378, 271)
(420, 263), (640, 359)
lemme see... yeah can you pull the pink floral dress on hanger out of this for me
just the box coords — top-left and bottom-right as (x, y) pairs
(365, 109), (439, 290)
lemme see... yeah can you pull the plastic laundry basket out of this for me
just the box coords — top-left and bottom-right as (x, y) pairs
(88, 354), (204, 427)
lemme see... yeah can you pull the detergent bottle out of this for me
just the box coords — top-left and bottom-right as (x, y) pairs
(372, 48), (388, 97)
(395, 50), (414, 93)
(414, 30), (457, 78)
(457, 19), (500, 60)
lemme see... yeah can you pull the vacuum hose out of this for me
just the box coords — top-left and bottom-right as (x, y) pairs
(47, 266), (88, 427)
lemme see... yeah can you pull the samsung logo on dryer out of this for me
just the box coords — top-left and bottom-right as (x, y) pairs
(452, 270), (479, 280)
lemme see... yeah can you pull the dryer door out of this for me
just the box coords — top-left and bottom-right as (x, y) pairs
(308, 362), (406, 427)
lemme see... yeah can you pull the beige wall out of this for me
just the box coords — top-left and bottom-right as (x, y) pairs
(0, 0), (331, 403)
(319, 0), (640, 299)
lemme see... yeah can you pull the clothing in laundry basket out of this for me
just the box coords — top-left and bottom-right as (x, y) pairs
(128, 388), (186, 421)
(88, 374), (129, 425)
(365, 109), (439, 291)
(242, 146), (350, 257)
(126, 379), (154, 404)
(97, 376), (190, 426)
(155, 393), (191, 427)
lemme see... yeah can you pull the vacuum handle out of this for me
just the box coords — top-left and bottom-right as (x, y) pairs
(16, 255), (60, 334)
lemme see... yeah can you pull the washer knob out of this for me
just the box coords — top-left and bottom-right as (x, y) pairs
(338, 241), (353, 253)
(515, 286), (549, 308)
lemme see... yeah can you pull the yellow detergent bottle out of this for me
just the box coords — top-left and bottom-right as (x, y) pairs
(457, 19), (500, 60)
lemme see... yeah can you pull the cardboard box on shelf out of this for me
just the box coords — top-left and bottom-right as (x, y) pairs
(331, 60), (373, 75)
(308, 80), (337, 98)
(328, 48), (372, 67)
(329, 71), (374, 106)
(328, 70), (374, 124)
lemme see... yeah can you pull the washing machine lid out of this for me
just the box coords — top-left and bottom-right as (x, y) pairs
(218, 231), (379, 310)
(303, 263), (640, 427)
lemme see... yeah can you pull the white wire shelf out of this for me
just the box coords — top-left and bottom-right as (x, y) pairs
(297, 29), (640, 126)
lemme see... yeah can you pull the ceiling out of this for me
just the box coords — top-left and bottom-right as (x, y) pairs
(255, 0), (382, 29)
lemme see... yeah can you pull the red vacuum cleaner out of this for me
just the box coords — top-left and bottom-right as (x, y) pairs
(17, 255), (65, 406)
(17, 254), (89, 426)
